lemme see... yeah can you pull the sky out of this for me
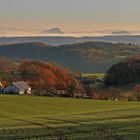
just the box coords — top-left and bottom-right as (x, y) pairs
(0, 0), (140, 36)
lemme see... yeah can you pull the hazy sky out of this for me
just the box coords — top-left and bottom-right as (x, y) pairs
(0, 0), (140, 34)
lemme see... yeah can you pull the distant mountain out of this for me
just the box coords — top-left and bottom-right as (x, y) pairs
(1, 35), (140, 46)
(111, 31), (130, 35)
(42, 27), (64, 34)
(0, 42), (139, 73)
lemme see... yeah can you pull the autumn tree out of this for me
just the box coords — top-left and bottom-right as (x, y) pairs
(0, 57), (17, 72)
(18, 60), (82, 95)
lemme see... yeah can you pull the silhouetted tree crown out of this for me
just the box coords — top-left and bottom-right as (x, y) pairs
(105, 57), (140, 86)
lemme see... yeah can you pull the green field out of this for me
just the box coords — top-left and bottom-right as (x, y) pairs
(0, 95), (140, 139)
(82, 73), (106, 78)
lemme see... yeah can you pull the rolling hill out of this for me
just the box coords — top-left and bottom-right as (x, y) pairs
(0, 36), (77, 46)
(0, 42), (140, 73)
(1, 35), (140, 46)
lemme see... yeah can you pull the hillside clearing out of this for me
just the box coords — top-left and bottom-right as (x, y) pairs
(82, 73), (106, 78)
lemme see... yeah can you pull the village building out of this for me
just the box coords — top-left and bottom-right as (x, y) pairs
(4, 81), (31, 95)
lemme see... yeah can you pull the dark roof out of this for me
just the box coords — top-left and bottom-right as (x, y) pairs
(13, 81), (31, 90)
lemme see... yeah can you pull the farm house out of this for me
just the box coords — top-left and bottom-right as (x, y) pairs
(4, 81), (31, 95)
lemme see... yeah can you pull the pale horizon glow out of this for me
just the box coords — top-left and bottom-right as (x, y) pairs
(0, 0), (140, 37)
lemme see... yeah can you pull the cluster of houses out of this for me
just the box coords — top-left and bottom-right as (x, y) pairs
(0, 81), (32, 95)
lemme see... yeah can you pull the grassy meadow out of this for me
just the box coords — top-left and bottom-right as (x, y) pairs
(82, 73), (106, 78)
(0, 95), (140, 139)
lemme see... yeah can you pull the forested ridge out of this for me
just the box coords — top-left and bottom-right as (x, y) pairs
(0, 42), (139, 72)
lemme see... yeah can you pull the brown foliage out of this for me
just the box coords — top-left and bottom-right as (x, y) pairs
(134, 84), (140, 101)
(0, 57), (17, 72)
(102, 87), (120, 100)
(18, 60), (81, 95)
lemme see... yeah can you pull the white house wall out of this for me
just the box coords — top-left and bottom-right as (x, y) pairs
(26, 88), (32, 95)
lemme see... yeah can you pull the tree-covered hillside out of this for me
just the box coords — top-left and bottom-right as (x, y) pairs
(105, 57), (140, 86)
(0, 42), (140, 72)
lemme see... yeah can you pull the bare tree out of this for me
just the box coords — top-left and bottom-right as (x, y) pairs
(103, 87), (120, 100)
(134, 85), (140, 101)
